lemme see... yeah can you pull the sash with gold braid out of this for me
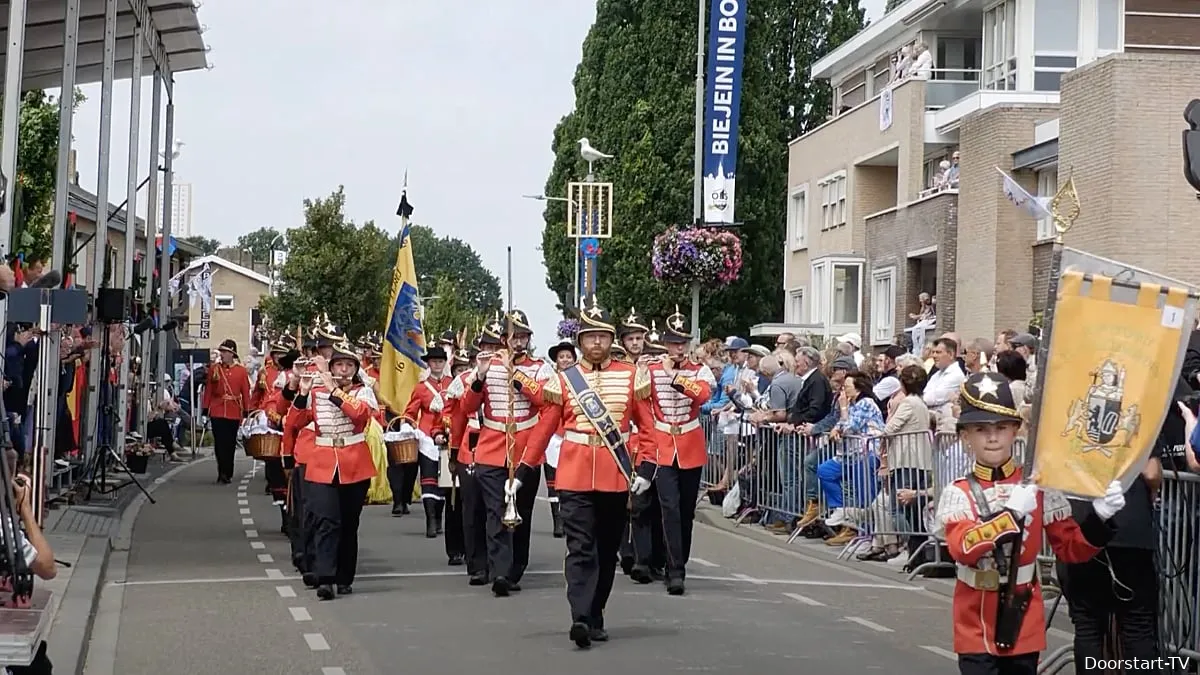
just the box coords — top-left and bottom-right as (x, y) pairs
(560, 366), (633, 486)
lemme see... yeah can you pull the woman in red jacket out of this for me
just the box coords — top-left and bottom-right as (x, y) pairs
(285, 337), (379, 600)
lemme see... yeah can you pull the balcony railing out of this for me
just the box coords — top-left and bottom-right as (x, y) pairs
(923, 68), (982, 109)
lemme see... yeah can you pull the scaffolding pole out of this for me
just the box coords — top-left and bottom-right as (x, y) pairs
(81, 0), (119, 464)
(155, 97), (175, 384)
(116, 26), (143, 457)
(137, 75), (163, 439)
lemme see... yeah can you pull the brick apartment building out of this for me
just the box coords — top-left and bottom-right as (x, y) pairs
(781, 0), (1200, 349)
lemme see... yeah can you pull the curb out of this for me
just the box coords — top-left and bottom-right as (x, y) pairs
(77, 456), (212, 675)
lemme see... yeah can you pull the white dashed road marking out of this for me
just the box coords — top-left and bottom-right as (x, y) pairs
(690, 557), (719, 568)
(250, 541), (266, 550)
(843, 616), (893, 633)
(276, 586), (296, 598)
(322, 668), (347, 675)
(237, 499), (248, 505)
(782, 592), (825, 607)
(731, 573), (768, 586)
(257, 554), (274, 563)
(241, 518), (255, 525)
(266, 568), (285, 580)
(239, 508), (251, 515)
(245, 529), (259, 538)
(304, 633), (331, 651)
(920, 645), (957, 660)
(288, 606), (312, 622)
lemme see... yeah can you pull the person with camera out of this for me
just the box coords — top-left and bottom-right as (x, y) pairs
(4, 463), (57, 675)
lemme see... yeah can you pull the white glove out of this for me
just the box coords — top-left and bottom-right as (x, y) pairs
(1091, 480), (1126, 521)
(630, 476), (651, 495)
(504, 478), (521, 498)
(1004, 483), (1039, 518)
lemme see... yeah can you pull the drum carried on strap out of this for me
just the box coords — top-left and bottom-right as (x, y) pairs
(384, 418), (420, 464)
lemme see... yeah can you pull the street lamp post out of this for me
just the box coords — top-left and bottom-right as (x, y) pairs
(524, 194), (582, 308)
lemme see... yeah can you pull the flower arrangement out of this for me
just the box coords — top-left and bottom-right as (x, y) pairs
(651, 226), (743, 287)
(557, 318), (579, 340)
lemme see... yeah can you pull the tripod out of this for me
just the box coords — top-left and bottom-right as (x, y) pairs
(82, 323), (154, 503)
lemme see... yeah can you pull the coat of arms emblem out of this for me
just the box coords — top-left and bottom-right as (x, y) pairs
(1061, 359), (1141, 456)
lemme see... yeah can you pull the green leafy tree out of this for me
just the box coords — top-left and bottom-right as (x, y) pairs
(181, 235), (221, 255)
(260, 188), (392, 339)
(422, 275), (496, 341)
(539, 0), (863, 337)
(885, 0), (905, 12)
(236, 226), (286, 262)
(398, 224), (502, 311)
(8, 90), (86, 264)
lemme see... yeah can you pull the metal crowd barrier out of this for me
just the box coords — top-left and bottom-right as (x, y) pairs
(696, 414), (1200, 673)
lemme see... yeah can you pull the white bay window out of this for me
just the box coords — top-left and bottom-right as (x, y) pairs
(871, 268), (896, 345)
(811, 258), (863, 336)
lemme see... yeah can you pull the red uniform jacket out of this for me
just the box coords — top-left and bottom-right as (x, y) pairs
(285, 383), (379, 485)
(460, 355), (554, 469)
(402, 374), (453, 440)
(202, 363), (251, 420)
(934, 462), (1107, 655)
(645, 359), (715, 469)
(250, 362), (279, 410)
(446, 371), (476, 465)
(518, 359), (657, 492)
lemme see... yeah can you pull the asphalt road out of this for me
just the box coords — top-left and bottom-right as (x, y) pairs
(105, 456), (982, 674)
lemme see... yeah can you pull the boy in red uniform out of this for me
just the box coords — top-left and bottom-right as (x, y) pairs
(934, 372), (1127, 674)
(544, 340), (578, 538)
(401, 346), (453, 538)
(202, 339), (251, 484)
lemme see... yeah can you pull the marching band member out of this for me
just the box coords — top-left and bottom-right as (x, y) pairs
(202, 339), (251, 484)
(637, 310), (714, 594)
(441, 351), (473, 566)
(402, 346), (453, 538)
(934, 372), (1126, 674)
(460, 311), (554, 597)
(437, 329), (459, 362)
(514, 296), (657, 648)
(449, 338), (490, 585)
(287, 332), (379, 601)
(544, 340), (578, 538)
(262, 336), (301, 533)
(616, 309), (650, 575)
(251, 341), (287, 410)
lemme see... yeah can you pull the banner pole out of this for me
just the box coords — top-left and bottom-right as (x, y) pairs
(1020, 171), (1081, 480)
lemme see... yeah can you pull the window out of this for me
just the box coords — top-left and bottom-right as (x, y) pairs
(833, 263), (862, 326)
(788, 186), (808, 250)
(810, 263), (828, 325)
(214, 294), (235, 311)
(836, 70), (868, 112)
(819, 172), (847, 230)
(871, 268), (896, 345)
(1097, 0), (1120, 53)
(1036, 168), (1058, 241)
(811, 259), (863, 333)
(1035, 0), (1079, 53)
(787, 288), (805, 324)
(108, 248), (119, 285)
(983, 0), (1017, 91)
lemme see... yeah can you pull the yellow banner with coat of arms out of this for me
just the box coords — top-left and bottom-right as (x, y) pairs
(1033, 270), (1194, 498)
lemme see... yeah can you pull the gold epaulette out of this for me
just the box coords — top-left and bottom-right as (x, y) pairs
(634, 367), (652, 400)
(542, 373), (563, 404)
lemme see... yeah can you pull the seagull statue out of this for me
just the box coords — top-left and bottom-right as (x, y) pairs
(159, 139), (185, 161)
(578, 138), (613, 177)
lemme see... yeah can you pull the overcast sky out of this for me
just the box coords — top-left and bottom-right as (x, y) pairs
(67, 0), (884, 345)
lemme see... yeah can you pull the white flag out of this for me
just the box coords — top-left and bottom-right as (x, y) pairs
(996, 167), (1051, 221)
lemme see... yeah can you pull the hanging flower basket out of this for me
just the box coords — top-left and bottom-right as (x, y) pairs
(556, 318), (579, 340)
(651, 226), (743, 287)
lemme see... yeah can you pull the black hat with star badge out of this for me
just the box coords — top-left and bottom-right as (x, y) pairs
(957, 372), (1023, 427)
(576, 295), (616, 338)
(479, 312), (505, 346)
(503, 309), (533, 337)
(618, 307), (649, 339)
(661, 305), (692, 344)
(644, 320), (668, 355)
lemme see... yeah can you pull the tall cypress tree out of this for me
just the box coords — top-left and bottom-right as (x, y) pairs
(540, 0), (863, 336)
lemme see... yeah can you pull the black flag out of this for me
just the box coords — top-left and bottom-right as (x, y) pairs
(396, 192), (414, 219)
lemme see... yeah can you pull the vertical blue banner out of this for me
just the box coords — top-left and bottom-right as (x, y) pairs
(702, 0), (747, 226)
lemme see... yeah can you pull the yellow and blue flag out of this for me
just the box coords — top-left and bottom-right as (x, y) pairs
(378, 190), (427, 415)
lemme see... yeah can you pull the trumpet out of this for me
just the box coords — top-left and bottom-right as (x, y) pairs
(502, 490), (523, 529)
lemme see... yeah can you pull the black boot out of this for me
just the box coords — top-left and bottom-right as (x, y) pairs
(666, 572), (685, 596)
(550, 502), (564, 538)
(434, 499), (444, 535)
(392, 503), (405, 517)
(424, 505), (438, 538)
(630, 565), (653, 585)
(279, 506), (288, 536)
